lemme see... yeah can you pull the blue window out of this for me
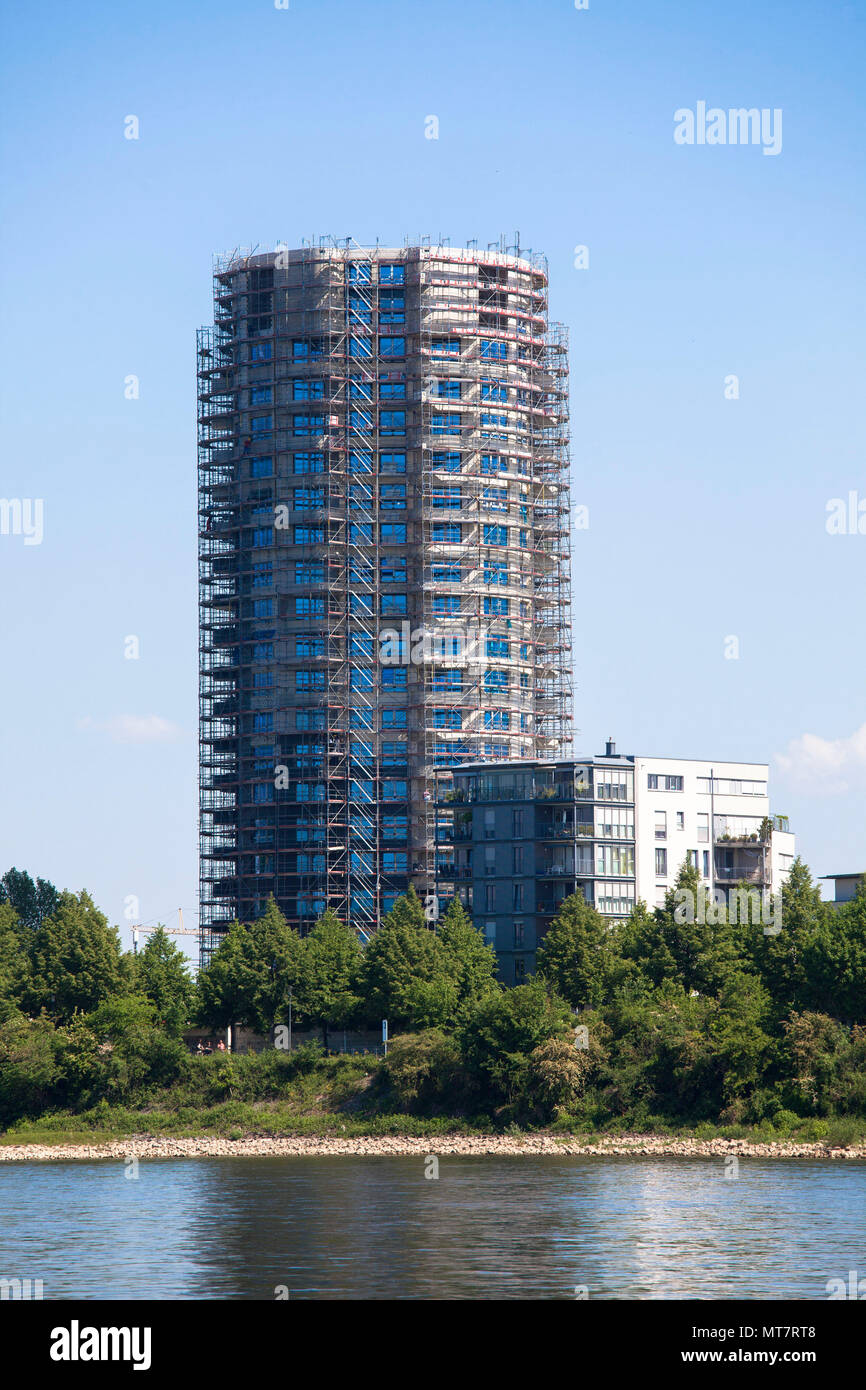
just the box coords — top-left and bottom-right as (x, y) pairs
(250, 456), (273, 479)
(432, 523), (461, 543)
(249, 343), (272, 362)
(253, 599), (274, 618)
(350, 779), (375, 802)
(433, 709), (462, 729)
(350, 708), (374, 729)
(296, 671), (326, 691)
(349, 450), (374, 474)
(432, 487), (461, 509)
(379, 264), (405, 283)
(381, 594), (407, 616)
(293, 526), (325, 544)
(431, 451), (462, 472)
(437, 381), (461, 399)
(484, 487), (508, 512)
(383, 851), (408, 872)
(380, 484), (406, 509)
(381, 557), (407, 583)
(350, 408), (373, 431)
(252, 527), (273, 548)
(432, 338), (460, 357)
(254, 712), (274, 730)
(380, 410), (406, 435)
(482, 381), (508, 401)
(294, 415), (324, 435)
(432, 563), (461, 582)
(380, 452), (406, 473)
(433, 595), (461, 615)
(252, 563), (272, 588)
(292, 339), (323, 360)
(349, 522), (373, 543)
(293, 452), (324, 473)
(295, 636), (325, 657)
(432, 413), (460, 435)
(253, 642), (273, 660)
(382, 709), (407, 728)
(349, 634), (375, 657)
(379, 382), (405, 399)
(432, 670), (462, 691)
(486, 638), (510, 657)
(381, 668), (408, 690)
(350, 668), (375, 690)
(293, 379), (324, 400)
(484, 710), (511, 730)
(250, 386), (272, 405)
(349, 337), (372, 358)
(350, 593), (374, 615)
(293, 488), (325, 509)
(519, 528), (528, 547)
(381, 741), (407, 766)
(484, 670), (508, 690)
(484, 525), (508, 546)
(480, 339), (508, 360)
(251, 414), (273, 433)
(294, 561), (324, 583)
(380, 337), (405, 357)
(485, 561), (507, 584)
(296, 710), (326, 730)
(295, 597), (325, 616)
(348, 263), (371, 283)
(481, 454), (507, 474)
(381, 523), (407, 542)
(484, 595), (509, 615)
(383, 780), (408, 800)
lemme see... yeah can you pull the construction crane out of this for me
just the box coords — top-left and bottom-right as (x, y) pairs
(132, 908), (198, 955)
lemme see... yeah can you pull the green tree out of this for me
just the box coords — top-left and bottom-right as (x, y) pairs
(0, 867), (60, 929)
(536, 892), (610, 1008)
(197, 900), (302, 1037)
(134, 927), (196, 1037)
(458, 977), (573, 1104)
(28, 891), (124, 1021)
(0, 903), (31, 1022)
(360, 888), (436, 1029)
(295, 909), (363, 1048)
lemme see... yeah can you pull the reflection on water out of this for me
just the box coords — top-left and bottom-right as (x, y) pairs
(1, 1156), (863, 1299)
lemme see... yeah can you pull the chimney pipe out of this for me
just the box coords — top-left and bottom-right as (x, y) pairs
(605, 737), (616, 757)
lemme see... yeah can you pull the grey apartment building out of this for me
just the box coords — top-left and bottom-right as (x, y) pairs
(197, 239), (572, 962)
(435, 747), (795, 982)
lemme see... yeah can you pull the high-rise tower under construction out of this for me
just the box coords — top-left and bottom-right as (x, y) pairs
(197, 239), (571, 962)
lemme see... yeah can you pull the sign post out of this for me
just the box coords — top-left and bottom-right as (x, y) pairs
(382, 1019), (389, 1057)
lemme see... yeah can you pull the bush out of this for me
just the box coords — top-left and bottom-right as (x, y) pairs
(382, 1030), (463, 1110)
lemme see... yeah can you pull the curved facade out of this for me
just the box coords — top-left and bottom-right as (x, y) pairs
(197, 239), (572, 959)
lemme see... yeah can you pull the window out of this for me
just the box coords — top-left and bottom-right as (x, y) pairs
(380, 594), (407, 616)
(514, 959), (526, 983)
(382, 779), (407, 800)
(296, 710), (326, 730)
(433, 595), (461, 615)
(252, 527), (273, 548)
(250, 456), (273, 478)
(252, 599), (274, 618)
(483, 487), (508, 512)
(688, 849), (699, 870)
(252, 563), (272, 588)
(513, 921), (525, 947)
(480, 339), (508, 360)
(483, 524), (508, 546)
(295, 635), (324, 657)
(381, 557), (407, 583)
(294, 561), (324, 583)
(655, 848), (668, 877)
(380, 337), (405, 357)
(382, 709), (407, 729)
(379, 264), (405, 283)
(251, 414), (273, 434)
(431, 451), (462, 472)
(293, 487), (324, 509)
(513, 810), (523, 837)
(295, 597), (324, 617)
(432, 338), (460, 357)
(380, 484), (406, 509)
(486, 638), (510, 658)
(380, 452), (406, 473)
(484, 670), (508, 691)
(433, 669), (463, 691)
(432, 563), (461, 582)
(513, 882), (524, 910)
(348, 450), (373, 474)
(697, 813), (709, 842)
(432, 487), (461, 509)
(293, 452), (325, 473)
(349, 522), (373, 543)
(293, 525), (324, 544)
(485, 884), (496, 912)
(350, 593), (374, 615)
(380, 410), (406, 435)
(513, 845), (523, 874)
(595, 844), (635, 876)
(483, 596), (509, 616)
(249, 343), (272, 362)
(482, 381), (508, 402)
(676, 811), (685, 831)
(296, 671), (326, 691)
(432, 523), (461, 543)
(253, 642), (273, 661)
(483, 710), (509, 729)
(483, 809), (496, 840)
(292, 339), (323, 360)
(437, 380), (461, 399)
(348, 337), (372, 358)
(381, 668), (408, 690)
(484, 560), (508, 585)
(702, 850), (710, 878)
(433, 708), (462, 729)
(648, 773), (685, 791)
(293, 379), (324, 400)
(481, 454), (507, 475)
(381, 523), (407, 542)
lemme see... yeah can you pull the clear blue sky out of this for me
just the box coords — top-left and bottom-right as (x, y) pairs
(1, 0), (863, 951)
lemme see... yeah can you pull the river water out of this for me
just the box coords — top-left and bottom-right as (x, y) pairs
(1, 1156), (863, 1299)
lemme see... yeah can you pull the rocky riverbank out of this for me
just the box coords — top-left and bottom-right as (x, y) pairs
(1, 1133), (864, 1162)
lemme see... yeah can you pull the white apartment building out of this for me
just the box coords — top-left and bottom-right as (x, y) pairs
(633, 755), (795, 908)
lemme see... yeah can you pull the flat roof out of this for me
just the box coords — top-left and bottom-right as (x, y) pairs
(819, 872), (865, 880)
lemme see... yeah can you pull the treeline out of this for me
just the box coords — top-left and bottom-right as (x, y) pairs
(0, 861), (865, 1132)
